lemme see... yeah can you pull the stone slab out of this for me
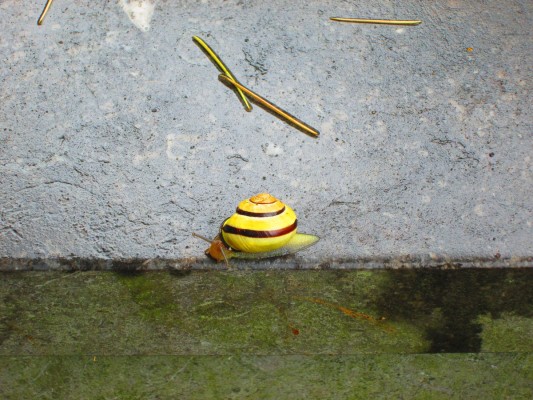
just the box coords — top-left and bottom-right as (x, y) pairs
(1, 1), (532, 265)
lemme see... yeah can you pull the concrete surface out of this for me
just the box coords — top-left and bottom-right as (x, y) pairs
(1, 1), (532, 267)
(1, 269), (532, 398)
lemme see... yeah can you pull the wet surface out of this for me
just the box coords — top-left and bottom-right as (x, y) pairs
(1, 268), (531, 356)
(2, 354), (532, 399)
(372, 268), (532, 352)
(2, 267), (531, 398)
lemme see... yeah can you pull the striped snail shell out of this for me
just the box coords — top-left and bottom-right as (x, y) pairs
(221, 193), (297, 253)
(193, 193), (319, 264)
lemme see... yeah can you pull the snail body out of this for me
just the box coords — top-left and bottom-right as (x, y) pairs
(194, 193), (319, 264)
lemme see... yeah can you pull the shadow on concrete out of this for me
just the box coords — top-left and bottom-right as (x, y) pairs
(373, 268), (533, 352)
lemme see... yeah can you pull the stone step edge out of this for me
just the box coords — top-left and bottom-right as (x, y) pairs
(1, 256), (532, 271)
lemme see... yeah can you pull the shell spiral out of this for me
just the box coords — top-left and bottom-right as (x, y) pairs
(221, 193), (297, 253)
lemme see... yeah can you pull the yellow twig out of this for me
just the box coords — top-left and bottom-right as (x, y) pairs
(38, 0), (55, 25)
(193, 36), (252, 112)
(330, 17), (421, 26)
(218, 74), (320, 137)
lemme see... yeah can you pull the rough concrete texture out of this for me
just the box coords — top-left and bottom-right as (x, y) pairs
(1, 1), (532, 265)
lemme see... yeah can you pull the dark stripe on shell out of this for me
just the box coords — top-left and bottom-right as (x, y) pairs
(236, 206), (286, 218)
(222, 220), (297, 238)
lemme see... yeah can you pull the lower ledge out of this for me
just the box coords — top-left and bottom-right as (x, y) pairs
(1, 255), (532, 271)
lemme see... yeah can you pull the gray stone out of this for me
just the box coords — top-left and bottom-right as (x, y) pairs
(1, 1), (531, 266)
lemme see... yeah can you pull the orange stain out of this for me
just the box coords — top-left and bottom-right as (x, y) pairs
(466, 47), (474, 52)
(296, 297), (395, 333)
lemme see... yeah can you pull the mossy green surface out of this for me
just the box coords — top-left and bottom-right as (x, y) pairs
(1, 269), (532, 398)
(1, 269), (532, 355)
(1, 354), (531, 399)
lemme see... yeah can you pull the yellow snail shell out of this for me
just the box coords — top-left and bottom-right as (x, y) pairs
(193, 193), (319, 263)
(221, 193), (297, 253)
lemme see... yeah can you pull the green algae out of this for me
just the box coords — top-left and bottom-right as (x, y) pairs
(1, 269), (532, 356)
(1, 354), (531, 399)
(1, 268), (532, 398)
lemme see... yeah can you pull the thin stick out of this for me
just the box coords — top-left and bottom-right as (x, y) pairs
(192, 36), (252, 112)
(38, 0), (54, 25)
(192, 232), (212, 243)
(330, 17), (421, 26)
(218, 75), (320, 137)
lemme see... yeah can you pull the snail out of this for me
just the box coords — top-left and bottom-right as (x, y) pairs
(193, 193), (319, 265)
